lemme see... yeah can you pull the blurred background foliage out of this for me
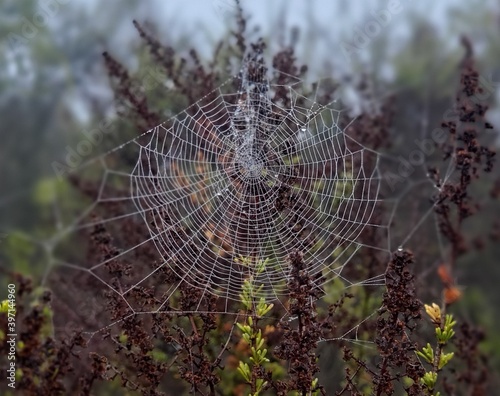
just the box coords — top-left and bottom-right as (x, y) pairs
(1, 0), (500, 393)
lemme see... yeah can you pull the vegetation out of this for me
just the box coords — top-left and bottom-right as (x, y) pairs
(1, 1), (499, 395)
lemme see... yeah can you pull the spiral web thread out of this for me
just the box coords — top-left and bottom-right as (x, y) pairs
(128, 52), (385, 308)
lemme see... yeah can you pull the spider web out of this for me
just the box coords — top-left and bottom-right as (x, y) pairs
(129, 56), (383, 306)
(1, 50), (457, 345)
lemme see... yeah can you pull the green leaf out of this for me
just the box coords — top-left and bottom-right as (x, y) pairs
(416, 343), (434, 364)
(438, 352), (454, 369)
(421, 371), (438, 389)
(237, 361), (251, 382)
